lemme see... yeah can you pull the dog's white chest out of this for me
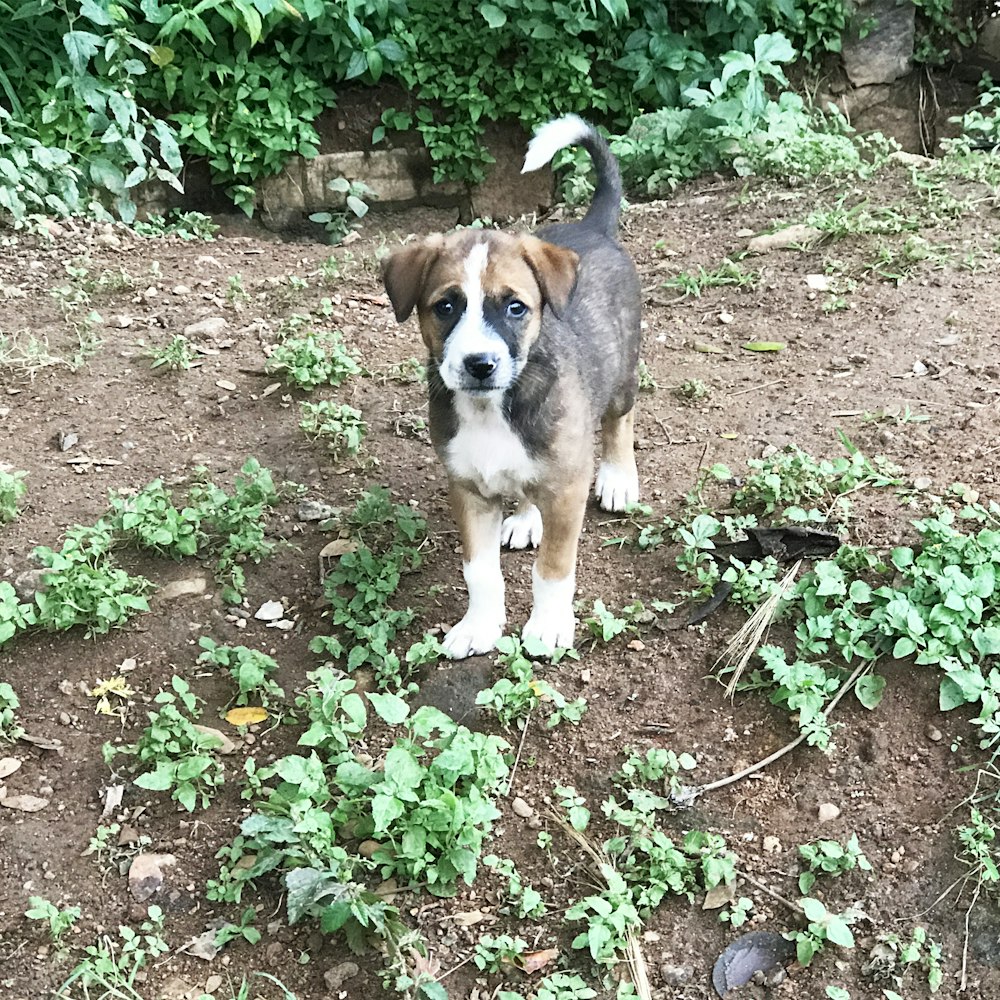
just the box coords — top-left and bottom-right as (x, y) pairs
(446, 397), (537, 499)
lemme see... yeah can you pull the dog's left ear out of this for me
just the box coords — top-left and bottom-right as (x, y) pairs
(520, 236), (579, 318)
(382, 236), (444, 322)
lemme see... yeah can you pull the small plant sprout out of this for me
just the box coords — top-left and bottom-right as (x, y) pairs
(148, 334), (196, 371)
(309, 177), (376, 244)
(299, 400), (367, 461)
(673, 378), (709, 402)
(25, 897), (81, 943)
(474, 933), (528, 972)
(720, 896), (753, 927)
(0, 465), (27, 522)
(226, 272), (251, 304)
(787, 897), (861, 966)
(798, 833), (872, 894)
(197, 638), (285, 707)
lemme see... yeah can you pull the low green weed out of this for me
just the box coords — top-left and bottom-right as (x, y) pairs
(310, 488), (428, 691)
(476, 635), (585, 730)
(25, 896), (81, 943)
(0, 582), (36, 648)
(720, 896), (753, 927)
(483, 855), (547, 918)
(295, 668), (367, 763)
(798, 833), (872, 894)
(133, 211), (218, 241)
(0, 681), (24, 740)
(673, 378), (709, 402)
(309, 177), (375, 244)
(582, 600), (637, 643)
(868, 926), (944, 994)
(498, 974), (597, 1000)
(105, 677), (225, 812)
(58, 905), (168, 1000)
(266, 326), (362, 391)
(213, 906), (262, 949)
(299, 400), (367, 460)
(787, 896), (861, 966)
(108, 479), (200, 557)
(148, 334), (196, 371)
(198, 638), (285, 708)
(474, 933), (528, 972)
(662, 259), (759, 298)
(0, 465), (26, 522)
(32, 524), (152, 636)
(83, 822), (152, 875)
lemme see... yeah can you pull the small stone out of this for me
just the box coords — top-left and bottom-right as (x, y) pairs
(659, 963), (694, 987)
(925, 724), (942, 742)
(96, 232), (122, 248)
(254, 600), (284, 622)
(204, 975), (223, 994)
(183, 316), (229, 341)
(818, 802), (841, 823)
(128, 853), (176, 901)
(747, 225), (822, 254)
(512, 797), (533, 818)
(172, 284), (191, 295)
(358, 840), (382, 859)
(718, 311), (734, 324)
(763, 835), (781, 854)
(57, 712), (72, 726)
(159, 577), (208, 601)
(297, 500), (336, 522)
(913, 476), (933, 491)
(324, 962), (360, 992)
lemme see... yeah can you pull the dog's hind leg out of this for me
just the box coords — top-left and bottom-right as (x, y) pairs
(501, 498), (543, 550)
(595, 407), (639, 512)
(443, 485), (505, 659)
(523, 475), (589, 651)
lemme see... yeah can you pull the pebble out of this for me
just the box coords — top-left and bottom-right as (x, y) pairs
(659, 963), (693, 987)
(324, 962), (360, 991)
(818, 802), (841, 823)
(925, 723), (942, 742)
(172, 284), (191, 295)
(57, 712), (71, 726)
(512, 797), (533, 818)
(762, 835), (781, 854)
(183, 316), (229, 341)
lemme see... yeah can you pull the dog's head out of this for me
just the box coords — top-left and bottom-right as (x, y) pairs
(382, 230), (579, 395)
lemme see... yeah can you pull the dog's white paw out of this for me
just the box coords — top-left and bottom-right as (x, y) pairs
(501, 504), (543, 550)
(522, 609), (576, 653)
(523, 566), (576, 652)
(595, 461), (639, 512)
(443, 614), (505, 659)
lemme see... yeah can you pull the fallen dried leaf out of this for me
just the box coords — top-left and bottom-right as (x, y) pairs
(692, 341), (724, 354)
(517, 948), (559, 974)
(225, 707), (268, 727)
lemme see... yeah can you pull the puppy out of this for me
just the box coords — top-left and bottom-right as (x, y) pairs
(382, 114), (641, 657)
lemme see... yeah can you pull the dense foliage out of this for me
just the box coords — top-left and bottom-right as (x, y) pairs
(0, 0), (976, 221)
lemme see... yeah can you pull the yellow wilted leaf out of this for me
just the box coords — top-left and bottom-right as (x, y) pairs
(225, 706), (268, 727)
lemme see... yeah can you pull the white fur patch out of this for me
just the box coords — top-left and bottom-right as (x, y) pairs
(439, 242), (513, 392)
(523, 564), (576, 651)
(595, 461), (639, 512)
(522, 114), (591, 174)
(501, 502), (542, 550)
(447, 394), (538, 500)
(443, 551), (506, 659)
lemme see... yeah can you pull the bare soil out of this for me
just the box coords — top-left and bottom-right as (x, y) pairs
(2, 163), (1000, 1000)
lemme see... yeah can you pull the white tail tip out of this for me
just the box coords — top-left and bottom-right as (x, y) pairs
(522, 114), (591, 174)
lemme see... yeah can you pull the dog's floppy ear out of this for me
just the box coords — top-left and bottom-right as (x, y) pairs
(381, 236), (443, 322)
(520, 235), (579, 318)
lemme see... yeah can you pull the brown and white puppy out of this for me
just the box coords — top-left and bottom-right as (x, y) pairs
(382, 115), (641, 657)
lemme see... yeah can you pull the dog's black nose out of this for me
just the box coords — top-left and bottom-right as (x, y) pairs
(463, 353), (499, 381)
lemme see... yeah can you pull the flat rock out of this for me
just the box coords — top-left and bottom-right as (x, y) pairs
(129, 852), (176, 901)
(324, 962), (361, 991)
(0, 757), (22, 780)
(512, 797), (534, 818)
(1, 793), (49, 812)
(254, 600), (284, 621)
(183, 317), (229, 341)
(159, 577), (208, 601)
(747, 225), (822, 253)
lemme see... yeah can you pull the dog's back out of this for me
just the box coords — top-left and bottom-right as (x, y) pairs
(523, 116), (641, 426)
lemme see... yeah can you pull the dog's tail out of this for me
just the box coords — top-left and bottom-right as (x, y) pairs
(521, 114), (622, 238)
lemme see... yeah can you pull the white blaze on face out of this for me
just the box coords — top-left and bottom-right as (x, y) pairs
(439, 241), (514, 393)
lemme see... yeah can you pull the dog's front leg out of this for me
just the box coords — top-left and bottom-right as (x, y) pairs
(443, 484), (505, 659)
(523, 476), (589, 651)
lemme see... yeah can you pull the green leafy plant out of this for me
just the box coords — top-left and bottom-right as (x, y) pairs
(25, 896), (81, 944)
(132, 210), (218, 241)
(787, 897), (861, 966)
(58, 905), (168, 999)
(476, 635), (585, 730)
(309, 177), (375, 244)
(299, 400), (367, 460)
(105, 676), (225, 812)
(662, 259), (759, 298)
(474, 933), (528, 972)
(266, 327), (362, 391)
(147, 334), (195, 371)
(0, 681), (25, 740)
(798, 833), (872, 894)
(483, 854), (547, 918)
(0, 465), (27, 522)
(108, 479), (199, 556)
(720, 895), (753, 927)
(198, 638), (285, 708)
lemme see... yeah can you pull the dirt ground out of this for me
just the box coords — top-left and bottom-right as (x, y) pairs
(2, 159), (1000, 1000)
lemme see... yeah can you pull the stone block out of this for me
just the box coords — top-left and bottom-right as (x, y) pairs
(842, 0), (915, 87)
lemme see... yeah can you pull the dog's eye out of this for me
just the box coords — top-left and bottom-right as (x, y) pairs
(433, 299), (454, 319)
(507, 300), (528, 319)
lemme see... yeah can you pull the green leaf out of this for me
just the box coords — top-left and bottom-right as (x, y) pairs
(824, 917), (855, 949)
(973, 626), (1000, 656)
(854, 674), (885, 710)
(799, 896), (827, 922)
(742, 341), (786, 352)
(63, 30), (102, 74)
(940, 668), (985, 710)
(892, 636), (916, 659)
(368, 691), (409, 725)
(479, 3), (507, 28)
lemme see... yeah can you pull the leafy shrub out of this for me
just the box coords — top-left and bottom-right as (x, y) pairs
(299, 400), (367, 460)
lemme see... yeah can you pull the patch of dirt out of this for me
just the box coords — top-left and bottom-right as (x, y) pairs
(2, 163), (1000, 1000)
